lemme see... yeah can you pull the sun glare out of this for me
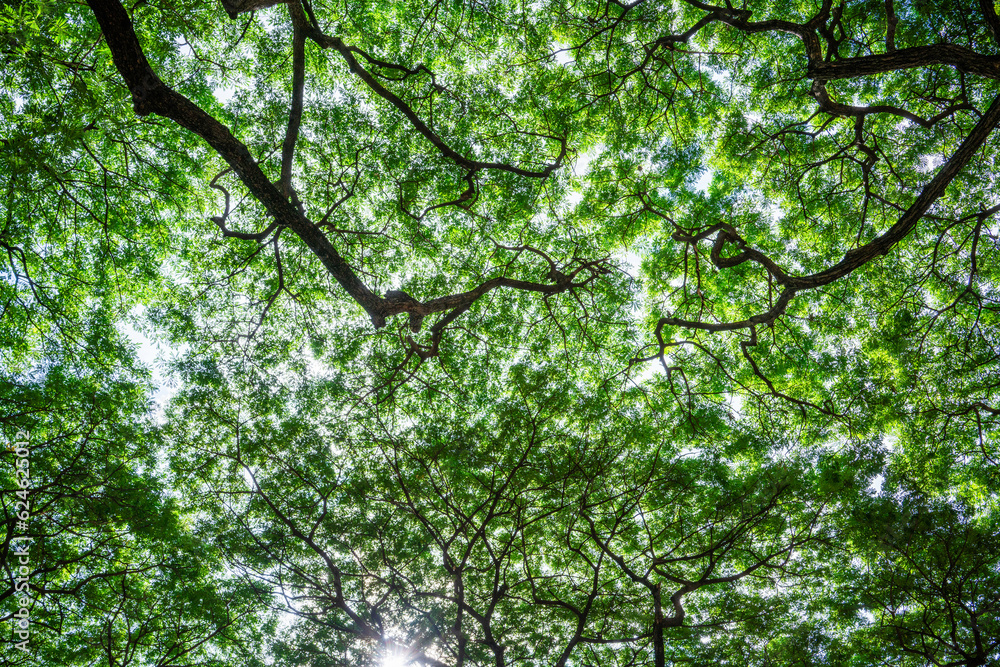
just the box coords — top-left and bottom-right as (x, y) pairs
(382, 650), (410, 667)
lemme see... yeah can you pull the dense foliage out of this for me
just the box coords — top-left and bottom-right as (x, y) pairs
(2, 0), (998, 665)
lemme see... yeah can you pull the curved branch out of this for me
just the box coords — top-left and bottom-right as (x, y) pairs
(808, 44), (1000, 81)
(209, 170), (281, 242)
(656, 93), (1000, 338)
(279, 1), (307, 199)
(983, 0), (1000, 45)
(809, 80), (975, 128)
(87, 0), (384, 319)
(86, 0), (600, 338)
(295, 17), (568, 179)
(789, 93), (1000, 291)
(657, 289), (797, 334)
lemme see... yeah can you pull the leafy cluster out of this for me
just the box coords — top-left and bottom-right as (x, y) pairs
(2, 0), (998, 665)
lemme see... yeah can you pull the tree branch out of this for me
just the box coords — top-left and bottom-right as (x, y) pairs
(294, 16), (568, 179)
(86, 0), (384, 320)
(808, 44), (1000, 81)
(656, 93), (1000, 339)
(279, 1), (307, 200)
(86, 0), (601, 339)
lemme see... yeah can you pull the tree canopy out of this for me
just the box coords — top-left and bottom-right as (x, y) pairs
(2, 0), (999, 665)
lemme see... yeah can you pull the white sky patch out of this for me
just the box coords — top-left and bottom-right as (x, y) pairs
(628, 354), (659, 385)
(118, 306), (187, 422)
(918, 154), (944, 173)
(726, 392), (744, 417)
(573, 143), (602, 177)
(708, 68), (727, 86)
(619, 249), (642, 275)
(694, 169), (713, 193)
(0, 264), (18, 286)
(213, 85), (237, 105)
(382, 647), (415, 667)
(564, 145), (603, 208)
(241, 465), (258, 491)
(175, 35), (195, 57)
(552, 42), (574, 67)
(868, 474), (885, 495)
(882, 432), (899, 452)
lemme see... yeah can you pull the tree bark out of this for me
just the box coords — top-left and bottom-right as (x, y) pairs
(220, 0), (289, 19)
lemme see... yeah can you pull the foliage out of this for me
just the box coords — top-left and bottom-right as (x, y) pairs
(2, 0), (999, 664)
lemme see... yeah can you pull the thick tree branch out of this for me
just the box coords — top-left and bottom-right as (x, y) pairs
(885, 0), (898, 52)
(657, 93), (1000, 338)
(664, 1), (997, 129)
(791, 93), (1000, 290)
(808, 44), (1000, 81)
(86, 0), (384, 320)
(979, 0), (1000, 45)
(86, 0), (595, 339)
(279, 1), (307, 200)
(294, 16), (568, 179)
(809, 80), (975, 128)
